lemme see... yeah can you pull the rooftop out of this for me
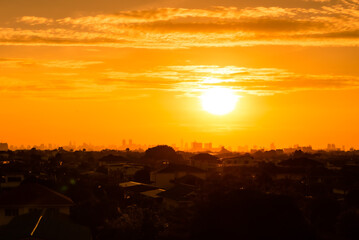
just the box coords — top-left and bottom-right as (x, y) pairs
(119, 181), (160, 193)
(0, 183), (74, 207)
(158, 184), (196, 201)
(0, 210), (91, 240)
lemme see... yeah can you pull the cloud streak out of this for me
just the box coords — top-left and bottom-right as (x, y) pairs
(1, 1), (358, 48)
(104, 65), (359, 96)
(1, 63), (359, 100)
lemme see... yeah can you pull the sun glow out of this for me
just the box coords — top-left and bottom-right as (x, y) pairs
(200, 87), (239, 115)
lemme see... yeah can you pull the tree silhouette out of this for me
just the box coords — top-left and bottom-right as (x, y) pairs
(143, 145), (183, 165)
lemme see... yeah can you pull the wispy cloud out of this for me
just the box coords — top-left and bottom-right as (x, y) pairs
(1, 1), (358, 48)
(1, 64), (359, 100)
(0, 58), (102, 69)
(41, 60), (103, 69)
(103, 65), (359, 96)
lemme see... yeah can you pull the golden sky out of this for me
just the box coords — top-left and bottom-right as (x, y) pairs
(1, 0), (359, 149)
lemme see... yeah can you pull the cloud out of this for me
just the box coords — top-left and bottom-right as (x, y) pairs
(17, 16), (53, 25)
(41, 60), (103, 69)
(1, 64), (359, 100)
(0, 2), (358, 48)
(0, 58), (103, 69)
(103, 65), (359, 96)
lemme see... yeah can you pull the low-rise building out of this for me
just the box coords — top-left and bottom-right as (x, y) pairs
(0, 210), (92, 240)
(0, 173), (24, 189)
(158, 184), (197, 209)
(151, 165), (206, 189)
(190, 153), (221, 171)
(0, 183), (74, 225)
(222, 155), (255, 167)
(0, 143), (8, 152)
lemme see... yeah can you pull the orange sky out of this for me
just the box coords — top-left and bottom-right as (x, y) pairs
(1, 0), (359, 149)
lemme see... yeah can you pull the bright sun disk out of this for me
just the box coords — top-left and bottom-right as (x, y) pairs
(200, 87), (239, 115)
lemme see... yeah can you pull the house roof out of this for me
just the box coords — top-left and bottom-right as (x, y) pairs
(156, 164), (205, 174)
(119, 181), (143, 188)
(0, 183), (74, 207)
(174, 174), (204, 187)
(222, 155), (254, 162)
(140, 189), (166, 198)
(119, 181), (159, 193)
(0, 211), (91, 240)
(158, 184), (196, 201)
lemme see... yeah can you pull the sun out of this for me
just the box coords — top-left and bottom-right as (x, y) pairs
(200, 87), (239, 115)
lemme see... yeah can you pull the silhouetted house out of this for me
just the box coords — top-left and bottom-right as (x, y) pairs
(99, 155), (143, 180)
(190, 153), (221, 171)
(173, 174), (204, 188)
(0, 143), (8, 152)
(119, 181), (165, 200)
(273, 158), (325, 180)
(0, 152), (9, 160)
(98, 154), (128, 167)
(222, 155), (255, 167)
(271, 167), (307, 181)
(157, 184), (196, 209)
(150, 165), (206, 189)
(0, 173), (24, 189)
(0, 210), (92, 240)
(0, 183), (73, 225)
(140, 189), (166, 199)
(108, 164), (144, 180)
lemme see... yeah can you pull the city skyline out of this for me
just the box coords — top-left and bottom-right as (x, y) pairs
(1, 0), (359, 148)
(0, 139), (351, 153)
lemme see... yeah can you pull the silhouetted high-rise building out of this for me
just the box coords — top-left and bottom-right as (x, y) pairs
(0, 143), (9, 151)
(327, 143), (336, 151)
(204, 142), (212, 151)
(191, 141), (203, 152)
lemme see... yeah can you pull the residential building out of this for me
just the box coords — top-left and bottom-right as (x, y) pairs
(0, 183), (74, 225)
(151, 165), (206, 189)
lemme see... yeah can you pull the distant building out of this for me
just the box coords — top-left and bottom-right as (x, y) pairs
(158, 184), (197, 209)
(0, 183), (74, 226)
(119, 181), (165, 200)
(222, 155), (255, 167)
(0, 210), (92, 240)
(203, 143), (212, 151)
(107, 163), (144, 180)
(0, 143), (8, 152)
(98, 154), (128, 167)
(0, 173), (24, 189)
(191, 142), (203, 152)
(283, 145), (312, 154)
(98, 155), (144, 180)
(190, 153), (221, 171)
(327, 144), (338, 151)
